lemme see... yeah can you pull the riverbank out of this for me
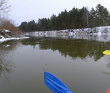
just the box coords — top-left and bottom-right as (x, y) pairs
(0, 29), (29, 43)
(24, 26), (110, 37)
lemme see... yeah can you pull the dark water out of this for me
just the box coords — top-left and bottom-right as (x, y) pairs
(0, 37), (110, 93)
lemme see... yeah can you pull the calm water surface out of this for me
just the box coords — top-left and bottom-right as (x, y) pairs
(0, 37), (110, 93)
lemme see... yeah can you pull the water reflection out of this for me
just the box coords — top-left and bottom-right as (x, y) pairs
(0, 40), (18, 82)
(21, 37), (110, 93)
(22, 37), (110, 61)
(102, 55), (110, 75)
(0, 37), (110, 93)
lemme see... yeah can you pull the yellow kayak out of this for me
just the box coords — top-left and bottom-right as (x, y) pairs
(103, 50), (110, 55)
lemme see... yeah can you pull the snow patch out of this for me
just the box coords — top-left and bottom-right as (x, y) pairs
(4, 29), (10, 32)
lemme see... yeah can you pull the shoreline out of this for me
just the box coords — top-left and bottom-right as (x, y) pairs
(24, 26), (110, 37)
(0, 29), (29, 43)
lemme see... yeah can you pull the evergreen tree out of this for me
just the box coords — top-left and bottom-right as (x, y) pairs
(19, 21), (28, 32)
(96, 4), (109, 26)
(89, 8), (96, 28)
(28, 20), (36, 31)
(50, 14), (57, 30)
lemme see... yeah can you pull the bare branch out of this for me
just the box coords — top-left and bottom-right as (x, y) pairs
(0, 0), (10, 16)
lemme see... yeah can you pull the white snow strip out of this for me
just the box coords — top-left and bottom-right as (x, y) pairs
(0, 36), (29, 42)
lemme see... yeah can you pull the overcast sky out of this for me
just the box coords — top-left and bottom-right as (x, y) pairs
(9, 0), (110, 26)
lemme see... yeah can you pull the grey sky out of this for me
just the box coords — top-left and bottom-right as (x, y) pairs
(9, 0), (110, 25)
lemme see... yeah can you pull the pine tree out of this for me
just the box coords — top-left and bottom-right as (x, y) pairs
(19, 22), (28, 32)
(28, 20), (36, 31)
(96, 4), (109, 26)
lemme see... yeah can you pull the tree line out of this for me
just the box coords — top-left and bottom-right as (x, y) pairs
(19, 4), (110, 32)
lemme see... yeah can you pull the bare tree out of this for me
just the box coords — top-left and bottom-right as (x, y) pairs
(0, 0), (10, 17)
(0, 18), (22, 34)
(0, 0), (11, 28)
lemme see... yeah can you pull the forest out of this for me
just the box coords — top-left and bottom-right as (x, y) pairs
(19, 4), (110, 32)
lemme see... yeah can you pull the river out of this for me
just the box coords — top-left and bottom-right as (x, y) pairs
(0, 36), (110, 93)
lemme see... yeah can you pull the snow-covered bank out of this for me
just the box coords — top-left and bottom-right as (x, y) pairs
(24, 26), (110, 42)
(0, 29), (29, 43)
(25, 26), (110, 37)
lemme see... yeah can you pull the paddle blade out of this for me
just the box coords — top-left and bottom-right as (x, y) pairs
(106, 88), (110, 93)
(44, 72), (72, 93)
(103, 50), (110, 55)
